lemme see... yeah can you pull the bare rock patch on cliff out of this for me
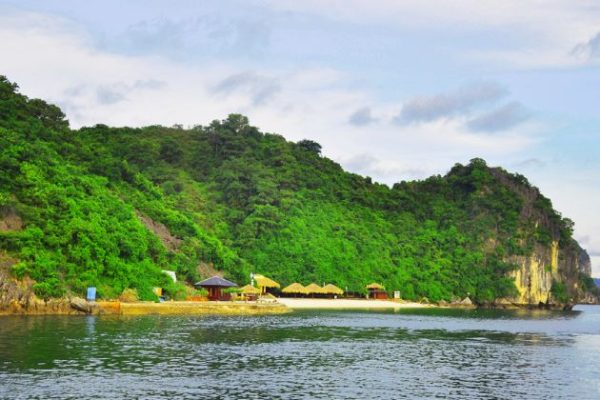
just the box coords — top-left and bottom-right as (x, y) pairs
(136, 211), (182, 251)
(197, 261), (224, 279)
(0, 208), (22, 232)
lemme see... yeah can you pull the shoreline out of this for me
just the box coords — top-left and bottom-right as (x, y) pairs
(1, 297), (587, 316)
(0, 299), (291, 316)
(0, 298), (436, 316)
(277, 298), (433, 310)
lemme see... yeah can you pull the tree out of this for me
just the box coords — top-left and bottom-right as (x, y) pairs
(297, 139), (322, 155)
(159, 138), (184, 164)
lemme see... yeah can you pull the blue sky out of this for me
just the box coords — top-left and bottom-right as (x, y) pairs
(1, 0), (599, 275)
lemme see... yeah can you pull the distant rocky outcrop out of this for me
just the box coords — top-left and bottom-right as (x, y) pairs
(438, 297), (475, 308)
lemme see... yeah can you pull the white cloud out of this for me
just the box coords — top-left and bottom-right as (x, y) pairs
(3, 9), (537, 147)
(348, 107), (377, 126)
(572, 31), (600, 61)
(265, 0), (599, 30)
(0, 8), (542, 171)
(467, 102), (530, 132)
(265, 0), (600, 69)
(339, 153), (428, 181)
(394, 82), (507, 124)
(212, 71), (281, 106)
(512, 158), (546, 169)
(109, 16), (271, 60)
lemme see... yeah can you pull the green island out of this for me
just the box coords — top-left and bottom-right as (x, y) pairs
(0, 76), (598, 315)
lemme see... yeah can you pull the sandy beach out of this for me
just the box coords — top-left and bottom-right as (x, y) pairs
(277, 298), (432, 310)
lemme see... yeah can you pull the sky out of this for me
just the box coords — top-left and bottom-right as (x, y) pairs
(0, 0), (599, 275)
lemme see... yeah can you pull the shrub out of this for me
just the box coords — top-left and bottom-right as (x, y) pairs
(163, 281), (190, 301)
(550, 280), (569, 303)
(32, 278), (64, 300)
(118, 288), (139, 302)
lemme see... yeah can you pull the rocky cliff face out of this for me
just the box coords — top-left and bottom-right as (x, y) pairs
(485, 168), (596, 308)
(508, 240), (594, 307)
(509, 242), (556, 306)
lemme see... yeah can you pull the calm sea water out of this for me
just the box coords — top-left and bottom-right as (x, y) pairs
(1, 306), (599, 399)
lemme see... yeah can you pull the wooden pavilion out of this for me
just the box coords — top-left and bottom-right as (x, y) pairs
(194, 276), (238, 301)
(366, 283), (387, 299)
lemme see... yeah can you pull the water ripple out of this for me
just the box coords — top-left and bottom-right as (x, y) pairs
(0, 306), (599, 399)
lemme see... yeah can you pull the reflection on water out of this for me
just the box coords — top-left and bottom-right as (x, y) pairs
(0, 306), (599, 399)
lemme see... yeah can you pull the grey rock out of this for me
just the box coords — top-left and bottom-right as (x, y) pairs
(70, 297), (92, 314)
(459, 297), (473, 306)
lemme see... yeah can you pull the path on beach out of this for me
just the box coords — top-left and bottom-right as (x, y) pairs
(277, 298), (431, 310)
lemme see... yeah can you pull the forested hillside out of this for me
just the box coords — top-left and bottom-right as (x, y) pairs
(0, 76), (594, 304)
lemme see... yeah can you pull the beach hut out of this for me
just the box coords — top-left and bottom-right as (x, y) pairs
(366, 283), (387, 299)
(240, 284), (261, 294)
(321, 284), (344, 298)
(254, 274), (280, 294)
(240, 284), (261, 301)
(282, 282), (308, 297)
(194, 276), (238, 301)
(305, 283), (324, 297)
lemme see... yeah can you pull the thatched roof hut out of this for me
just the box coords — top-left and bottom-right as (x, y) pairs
(254, 274), (280, 288)
(365, 282), (385, 290)
(305, 283), (324, 294)
(366, 282), (387, 299)
(282, 282), (308, 294)
(240, 284), (261, 295)
(322, 284), (344, 295)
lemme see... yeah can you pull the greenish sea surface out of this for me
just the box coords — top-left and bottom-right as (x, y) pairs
(1, 306), (599, 399)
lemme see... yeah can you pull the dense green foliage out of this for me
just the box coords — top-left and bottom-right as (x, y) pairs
(0, 76), (587, 302)
(551, 280), (570, 304)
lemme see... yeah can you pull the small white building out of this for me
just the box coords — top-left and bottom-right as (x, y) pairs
(162, 270), (177, 282)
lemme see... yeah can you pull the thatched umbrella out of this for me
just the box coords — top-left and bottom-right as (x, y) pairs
(254, 274), (280, 294)
(305, 283), (324, 296)
(239, 284), (260, 301)
(240, 284), (261, 295)
(322, 284), (344, 296)
(282, 283), (308, 297)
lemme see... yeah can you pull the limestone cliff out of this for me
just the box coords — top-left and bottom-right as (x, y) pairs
(481, 167), (596, 308)
(508, 241), (593, 307)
